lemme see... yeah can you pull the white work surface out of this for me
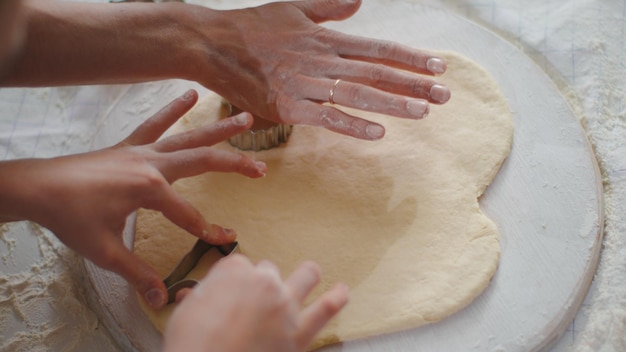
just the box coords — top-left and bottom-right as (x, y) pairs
(1, 0), (624, 351)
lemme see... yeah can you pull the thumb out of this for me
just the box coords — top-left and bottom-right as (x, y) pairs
(292, 0), (361, 23)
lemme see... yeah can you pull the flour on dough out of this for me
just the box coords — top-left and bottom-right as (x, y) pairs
(133, 51), (513, 349)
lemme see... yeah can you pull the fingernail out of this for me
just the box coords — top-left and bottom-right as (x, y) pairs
(255, 161), (267, 174)
(332, 283), (350, 307)
(426, 57), (446, 75)
(203, 225), (237, 242)
(406, 100), (429, 118)
(223, 228), (236, 238)
(181, 89), (195, 101)
(429, 84), (451, 104)
(233, 113), (250, 126)
(145, 288), (166, 309)
(365, 124), (385, 140)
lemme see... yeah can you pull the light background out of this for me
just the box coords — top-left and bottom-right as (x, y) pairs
(0, 0), (624, 351)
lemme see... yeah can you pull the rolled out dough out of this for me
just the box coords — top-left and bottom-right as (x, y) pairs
(133, 51), (513, 349)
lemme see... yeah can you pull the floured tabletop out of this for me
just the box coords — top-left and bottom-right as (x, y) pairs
(1, 0), (624, 351)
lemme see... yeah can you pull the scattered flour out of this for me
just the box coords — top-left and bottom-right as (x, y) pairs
(430, 0), (626, 350)
(0, 222), (117, 351)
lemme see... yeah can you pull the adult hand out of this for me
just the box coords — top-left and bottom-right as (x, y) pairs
(163, 255), (349, 352)
(6, 0), (449, 140)
(197, 0), (451, 140)
(0, 89), (266, 309)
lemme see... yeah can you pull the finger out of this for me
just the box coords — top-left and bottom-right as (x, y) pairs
(123, 89), (199, 146)
(292, 0), (361, 23)
(301, 77), (432, 119)
(211, 253), (254, 275)
(334, 33), (447, 76)
(147, 183), (237, 245)
(257, 259), (282, 278)
(285, 261), (321, 304)
(312, 59), (450, 104)
(286, 100), (385, 140)
(156, 147), (267, 182)
(254, 260), (285, 292)
(327, 79), (432, 118)
(297, 282), (350, 348)
(193, 254), (254, 296)
(154, 112), (254, 152)
(174, 287), (193, 303)
(92, 238), (169, 310)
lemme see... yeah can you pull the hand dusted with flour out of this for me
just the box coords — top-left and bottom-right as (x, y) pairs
(3, 0), (449, 141)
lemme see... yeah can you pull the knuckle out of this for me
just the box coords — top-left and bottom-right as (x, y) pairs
(195, 147), (215, 165)
(345, 84), (360, 101)
(409, 78), (430, 96)
(272, 91), (297, 123)
(411, 53), (426, 70)
(373, 41), (396, 57)
(165, 131), (191, 149)
(141, 167), (167, 188)
(274, 92), (290, 111)
(368, 64), (386, 84)
(317, 108), (338, 127)
(235, 153), (252, 173)
(181, 212), (205, 234)
(313, 28), (338, 51)
(297, 54), (315, 69)
(236, 152), (247, 164)
(346, 85), (369, 109)
(93, 244), (119, 272)
(318, 296), (342, 317)
(316, 108), (361, 136)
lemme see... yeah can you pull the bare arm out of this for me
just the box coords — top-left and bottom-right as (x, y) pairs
(0, 90), (267, 309)
(2, 0), (208, 86)
(5, 0), (451, 140)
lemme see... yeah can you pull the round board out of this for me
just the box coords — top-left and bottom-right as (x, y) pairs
(82, 2), (604, 351)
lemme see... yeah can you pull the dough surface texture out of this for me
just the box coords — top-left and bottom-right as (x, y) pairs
(133, 52), (513, 349)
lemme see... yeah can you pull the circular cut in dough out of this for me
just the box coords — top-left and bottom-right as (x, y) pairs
(133, 51), (513, 350)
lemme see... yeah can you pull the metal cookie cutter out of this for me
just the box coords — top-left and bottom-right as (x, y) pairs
(223, 101), (293, 151)
(163, 240), (239, 304)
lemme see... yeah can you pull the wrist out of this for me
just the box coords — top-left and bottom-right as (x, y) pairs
(133, 2), (215, 83)
(170, 5), (225, 87)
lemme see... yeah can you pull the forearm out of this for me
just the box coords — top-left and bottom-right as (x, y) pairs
(1, 0), (215, 86)
(0, 159), (38, 222)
